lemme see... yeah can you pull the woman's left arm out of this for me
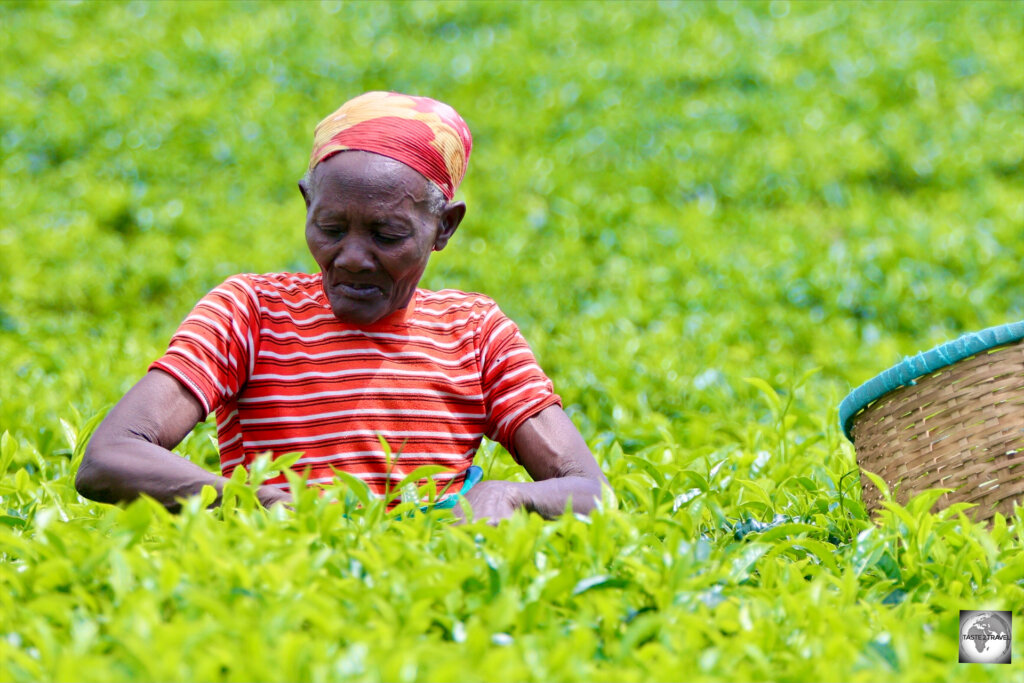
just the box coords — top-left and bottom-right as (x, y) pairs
(458, 405), (608, 522)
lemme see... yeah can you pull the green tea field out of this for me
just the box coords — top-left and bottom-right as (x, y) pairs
(1, 1), (1022, 681)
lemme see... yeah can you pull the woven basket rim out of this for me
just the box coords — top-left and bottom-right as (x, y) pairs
(839, 320), (1024, 440)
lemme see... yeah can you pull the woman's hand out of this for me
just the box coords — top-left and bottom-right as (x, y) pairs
(77, 370), (215, 511)
(450, 406), (608, 525)
(257, 486), (294, 511)
(453, 480), (522, 525)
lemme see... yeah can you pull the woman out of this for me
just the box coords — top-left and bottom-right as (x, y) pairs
(76, 92), (606, 522)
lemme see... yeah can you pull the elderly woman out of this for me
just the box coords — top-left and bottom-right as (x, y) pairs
(76, 92), (606, 522)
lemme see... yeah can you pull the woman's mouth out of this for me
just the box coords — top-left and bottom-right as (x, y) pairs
(336, 281), (384, 300)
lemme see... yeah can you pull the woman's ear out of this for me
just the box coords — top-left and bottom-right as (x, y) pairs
(433, 201), (466, 252)
(298, 177), (312, 210)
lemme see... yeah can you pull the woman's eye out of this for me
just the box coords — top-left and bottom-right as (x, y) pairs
(375, 233), (405, 245)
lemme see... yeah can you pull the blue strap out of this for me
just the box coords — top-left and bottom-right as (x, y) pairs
(839, 320), (1024, 440)
(423, 465), (483, 511)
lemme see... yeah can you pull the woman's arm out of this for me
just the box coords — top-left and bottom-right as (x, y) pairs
(457, 405), (608, 522)
(76, 369), (290, 511)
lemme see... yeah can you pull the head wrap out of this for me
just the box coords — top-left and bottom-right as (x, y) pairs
(308, 91), (473, 200)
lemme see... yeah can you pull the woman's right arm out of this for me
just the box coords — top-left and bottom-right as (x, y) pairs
(76, 369), (290, 511)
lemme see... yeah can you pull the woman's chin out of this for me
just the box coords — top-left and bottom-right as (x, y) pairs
(326, 286), (415, 325)
(331, 303), (386, 325)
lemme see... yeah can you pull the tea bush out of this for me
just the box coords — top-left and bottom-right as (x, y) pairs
(1, 1), (1022, 681)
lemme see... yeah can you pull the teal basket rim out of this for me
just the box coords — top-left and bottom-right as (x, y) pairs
(839, 320), (1024, 441)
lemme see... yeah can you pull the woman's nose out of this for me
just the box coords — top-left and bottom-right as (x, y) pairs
(334, 234), (375, 272)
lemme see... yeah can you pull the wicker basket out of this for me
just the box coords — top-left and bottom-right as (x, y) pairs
(840, 322), (1024, 523)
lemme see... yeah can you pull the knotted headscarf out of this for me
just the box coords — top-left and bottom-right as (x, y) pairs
(308, 91), (473, 200)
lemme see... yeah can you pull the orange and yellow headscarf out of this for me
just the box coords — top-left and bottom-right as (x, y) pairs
(309, 91), (473, 200)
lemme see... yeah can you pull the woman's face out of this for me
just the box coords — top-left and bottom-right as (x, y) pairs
(301, 151), (464, 325)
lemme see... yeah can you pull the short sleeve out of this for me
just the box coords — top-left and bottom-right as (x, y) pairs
(149, 275), (260, 415)
(478, 304), (561, 459)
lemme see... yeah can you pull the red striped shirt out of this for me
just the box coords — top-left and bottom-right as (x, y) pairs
(151, 272), (560, 498)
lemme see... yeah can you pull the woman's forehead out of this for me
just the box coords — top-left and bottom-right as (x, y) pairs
(310, 151), (435, 222)
(313, 150), (432, 199)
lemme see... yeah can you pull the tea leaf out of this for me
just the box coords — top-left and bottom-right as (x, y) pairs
(861, 470), (892, 503)
(0, 431), (16, 474)
(743, 378), (782, 419)
(330, 468), (371, 509)
(391, 465), (453, 500)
